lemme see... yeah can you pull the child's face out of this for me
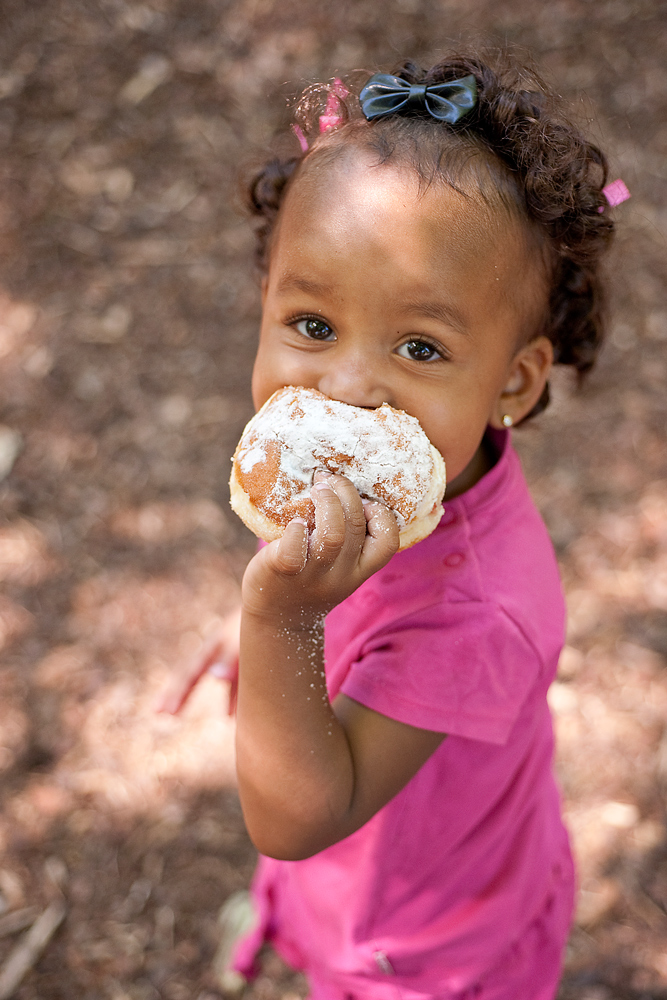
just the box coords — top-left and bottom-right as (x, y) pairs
(252, 149), (551, 495)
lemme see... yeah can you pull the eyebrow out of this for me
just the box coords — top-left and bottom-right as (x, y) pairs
(275, 273), (334, 297)
(402, 299), (469, 335)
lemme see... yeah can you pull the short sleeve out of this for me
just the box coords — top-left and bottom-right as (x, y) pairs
(339, 602), (542, 745)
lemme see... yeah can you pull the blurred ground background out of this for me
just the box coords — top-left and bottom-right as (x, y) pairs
(0, 0), (665, 997)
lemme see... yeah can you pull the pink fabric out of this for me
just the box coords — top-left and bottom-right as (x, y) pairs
(602, 178), (630, 206)
(305, 874), (573, 999)
(292, 124), (309, 152)
(319, 78), (350, 133)
(233, 430), (574, 998)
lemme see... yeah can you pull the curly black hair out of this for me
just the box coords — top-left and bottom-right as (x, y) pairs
(246, 50), (615, 420)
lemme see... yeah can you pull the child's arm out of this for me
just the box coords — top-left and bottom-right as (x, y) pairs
(157, 606), (242, 715)
(236, 471), (446, 861)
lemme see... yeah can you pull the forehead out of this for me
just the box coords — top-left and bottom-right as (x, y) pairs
(270, 148), (541, 327)
(275, 148), (526, 272)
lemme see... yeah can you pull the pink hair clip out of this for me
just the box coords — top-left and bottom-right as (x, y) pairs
(319, 77), (349, 133)
(598, 178), (630, 212)
(292, 123), (309, 153)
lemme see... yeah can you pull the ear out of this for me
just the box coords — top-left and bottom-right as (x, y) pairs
(489, 336), (553, 429)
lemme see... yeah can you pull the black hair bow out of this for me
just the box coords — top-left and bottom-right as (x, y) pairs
(359, 73), (477, 124)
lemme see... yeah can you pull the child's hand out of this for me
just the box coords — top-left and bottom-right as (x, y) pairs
(156, 606), (242, 715)
(242, 471), (400, 626)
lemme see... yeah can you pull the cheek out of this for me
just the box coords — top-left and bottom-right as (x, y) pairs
(251, 329), (303, 409)
(251, 363), (276, 411)
(418, 388), (498, 475)
(250, 338), (274, 410)
(436, 420), (484, 470)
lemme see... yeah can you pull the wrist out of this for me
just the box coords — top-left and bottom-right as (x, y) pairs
(241, 608), (325, 645)
(241, 603), (326, 637)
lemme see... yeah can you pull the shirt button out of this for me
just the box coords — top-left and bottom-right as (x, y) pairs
(443, 552), (465, 567)
(373, 950), (394, 975)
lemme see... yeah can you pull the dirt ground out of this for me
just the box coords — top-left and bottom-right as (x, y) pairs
(0, 0), (665, 997)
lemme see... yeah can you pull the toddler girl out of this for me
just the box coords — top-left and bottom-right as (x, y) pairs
(166, 49), (616, 1000)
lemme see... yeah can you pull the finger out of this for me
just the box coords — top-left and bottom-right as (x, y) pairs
(208, 658), (237, 681)
(156, 638), (224, 714)
(309, 478), (346, 563)
(324, 474), (368, 564)
(156, 678), (195, 715)
(359, 501), (400, 575)
(266, 517), (309, 576)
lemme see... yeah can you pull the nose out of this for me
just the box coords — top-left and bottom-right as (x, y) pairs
(316, 346), (390, 409)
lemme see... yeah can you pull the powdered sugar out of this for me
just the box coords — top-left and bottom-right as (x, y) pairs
(234, 387), (445, 531)
(239, 444), (267, 474)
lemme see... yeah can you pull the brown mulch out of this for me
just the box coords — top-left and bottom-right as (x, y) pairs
(0, 1), (665, 997)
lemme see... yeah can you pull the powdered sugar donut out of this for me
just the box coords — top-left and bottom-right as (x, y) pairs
(230, 387), (446, 551)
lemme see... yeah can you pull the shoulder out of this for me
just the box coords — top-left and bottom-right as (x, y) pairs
(452, 435), (566, 657)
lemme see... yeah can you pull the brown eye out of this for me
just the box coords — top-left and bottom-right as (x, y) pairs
(295, 318), (335, 341)
(398, 339), (441, 362)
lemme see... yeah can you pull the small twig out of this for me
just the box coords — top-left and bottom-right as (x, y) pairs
(0, 908), (39, 940)
(0, 899), (66, 999)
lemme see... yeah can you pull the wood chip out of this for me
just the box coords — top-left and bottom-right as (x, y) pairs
(0, 899), (66, 999)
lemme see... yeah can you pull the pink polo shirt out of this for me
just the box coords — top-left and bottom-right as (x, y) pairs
(233, 431), (574, 997)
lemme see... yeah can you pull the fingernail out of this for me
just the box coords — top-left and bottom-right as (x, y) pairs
(314, 469), (334, 481)
(291, 516), (308, 524)
(361, 497), (372, 507)
(311, 482), (333, 492)
(208, 660), (231, 679)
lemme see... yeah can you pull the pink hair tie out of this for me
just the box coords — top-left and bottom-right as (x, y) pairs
(292, 124), (309, 152)
(598, 178), (630, 212)
(319, 78), (349, 133)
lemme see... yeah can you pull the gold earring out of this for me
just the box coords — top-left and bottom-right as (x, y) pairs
(502, 414), (513, 428)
